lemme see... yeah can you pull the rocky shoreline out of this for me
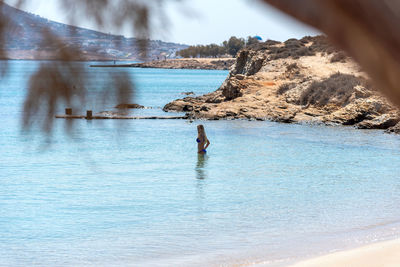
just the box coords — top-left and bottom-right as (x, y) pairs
(163, 36), (400, 133)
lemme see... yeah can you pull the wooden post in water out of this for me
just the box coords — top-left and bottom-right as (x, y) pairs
(65, 108), (72, 115)
(86, 110), (93, 120)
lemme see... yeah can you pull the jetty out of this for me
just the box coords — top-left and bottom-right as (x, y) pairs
(90, 64), (134, 68)
(55, 109), (187, 120)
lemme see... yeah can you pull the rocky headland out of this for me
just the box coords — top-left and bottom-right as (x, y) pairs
(164, 36), (400, 133)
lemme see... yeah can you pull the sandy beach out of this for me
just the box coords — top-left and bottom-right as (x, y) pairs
(289, 239), (400, 267)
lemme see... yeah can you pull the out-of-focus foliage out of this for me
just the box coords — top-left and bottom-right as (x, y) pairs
(0, 0), (174, 134)
(262, 0), (400, 108)
(3, 0), (400, 136)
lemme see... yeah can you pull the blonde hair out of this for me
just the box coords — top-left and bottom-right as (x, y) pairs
(197, 124), (208, 141)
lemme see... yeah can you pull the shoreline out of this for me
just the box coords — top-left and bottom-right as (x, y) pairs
(286, 238), (400, 267)
(89, 58), (235, 70)
(125, 57), (235, 70)
(164, 37), (400, 134)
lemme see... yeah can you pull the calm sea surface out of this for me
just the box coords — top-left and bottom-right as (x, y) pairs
(1, 61), (400, 266)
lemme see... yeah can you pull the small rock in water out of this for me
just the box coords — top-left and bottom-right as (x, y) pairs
(385, 121), (400, 134)
(181, 91), (195, 95)
(115, 103), (146, 109)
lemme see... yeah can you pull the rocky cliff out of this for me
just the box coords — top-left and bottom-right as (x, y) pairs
(164, 36), (400, 133)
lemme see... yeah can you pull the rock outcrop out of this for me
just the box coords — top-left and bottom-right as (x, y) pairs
(386, 122), (400, 134)
(163, 36), (400, 132)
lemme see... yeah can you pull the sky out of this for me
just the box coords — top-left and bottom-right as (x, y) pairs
(5, 0), (319, 45)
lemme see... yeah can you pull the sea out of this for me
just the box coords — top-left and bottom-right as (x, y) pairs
(1, 60), (400, 267)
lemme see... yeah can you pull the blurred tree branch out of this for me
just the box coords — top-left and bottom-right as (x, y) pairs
(0, 0), (174, 135)
(2, 0), (400, 136)
(262, 0), (400, 108)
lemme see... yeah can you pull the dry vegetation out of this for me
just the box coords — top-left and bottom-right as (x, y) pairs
(299, 73), (370, 107)
(277, 82), (296, 95)
(263, 0), (400, 110)
(247, 35), (341, 61)
(330, 51), (348, 63)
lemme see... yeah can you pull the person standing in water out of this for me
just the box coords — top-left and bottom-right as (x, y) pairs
(196, 125), (210, 154)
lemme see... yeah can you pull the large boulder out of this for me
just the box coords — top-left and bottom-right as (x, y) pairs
(232, 50), (251, 75)
(323, 101), (374, 125)
(163, 98), (196, 112)
(385, 121), (400, 134)
(322, 99), (391, 125)
(231, 49), (266, 76)
(221, 78), (245, 100)
(357, 113), (400, 129)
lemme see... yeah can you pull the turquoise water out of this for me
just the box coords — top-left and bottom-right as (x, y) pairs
(1, 61), (400, 266)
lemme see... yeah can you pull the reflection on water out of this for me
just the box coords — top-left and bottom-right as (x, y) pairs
(195, 154), (208, 180)
(195, 154), (208, 216)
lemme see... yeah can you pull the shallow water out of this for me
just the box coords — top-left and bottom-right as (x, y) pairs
(1, 61), (400, 266)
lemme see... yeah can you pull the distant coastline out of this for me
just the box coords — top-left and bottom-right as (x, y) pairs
(90, 58), (235, 70)
(1, 3), (188, 62)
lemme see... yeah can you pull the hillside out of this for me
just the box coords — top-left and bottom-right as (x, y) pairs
(0, 3), (187, 60)
(164, 36), (400, 133)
